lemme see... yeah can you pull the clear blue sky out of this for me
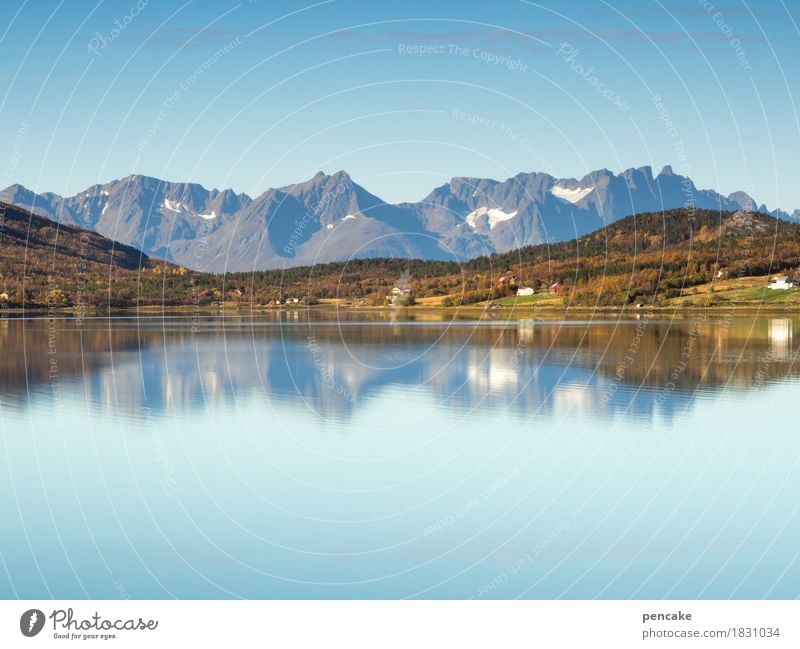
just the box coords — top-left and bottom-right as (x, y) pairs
(1, 0), (799, 209)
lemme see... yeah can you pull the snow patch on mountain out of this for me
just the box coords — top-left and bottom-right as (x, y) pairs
(465, 207), (518, 230)
(550, 185), (594, 204)
(164, 199), (216, 220)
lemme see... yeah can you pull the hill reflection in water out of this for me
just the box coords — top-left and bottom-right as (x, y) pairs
(1, 310), (798, 423)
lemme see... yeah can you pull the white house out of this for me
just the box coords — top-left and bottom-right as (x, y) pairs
(767, 275), (794, 290)
(516, 287), (535, 297)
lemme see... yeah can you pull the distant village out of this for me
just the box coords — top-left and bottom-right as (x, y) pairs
(498, 273), (562, 296)
(3, 257), (800, 311)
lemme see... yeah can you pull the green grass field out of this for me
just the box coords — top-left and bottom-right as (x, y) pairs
(491, 293), (562, 307)
(667, 284), (800, 307)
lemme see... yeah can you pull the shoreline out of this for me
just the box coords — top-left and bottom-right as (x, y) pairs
(3, 302), (800, 316)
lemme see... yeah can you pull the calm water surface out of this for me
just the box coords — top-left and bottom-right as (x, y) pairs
(1, 310), (799, 598)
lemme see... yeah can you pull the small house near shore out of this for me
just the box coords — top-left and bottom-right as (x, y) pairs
(516, 287), (535, 297)
(767, 275), (795, 290)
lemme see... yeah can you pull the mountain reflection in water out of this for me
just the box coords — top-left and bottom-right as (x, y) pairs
(1, 311), (797, 422)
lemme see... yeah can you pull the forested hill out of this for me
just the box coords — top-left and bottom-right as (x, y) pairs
(460, 208), (800, 305)
(0, 201), (154, 307)
(1, 201), (149, 269)
(251, 208), (800, 306)
(2, 205), (799, 308)
(475, 207), (799, 269)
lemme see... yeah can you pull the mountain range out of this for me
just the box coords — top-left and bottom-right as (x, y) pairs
(4, 165), (798, 272)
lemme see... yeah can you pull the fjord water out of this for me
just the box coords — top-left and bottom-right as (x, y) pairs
(1, 311), (798, 599)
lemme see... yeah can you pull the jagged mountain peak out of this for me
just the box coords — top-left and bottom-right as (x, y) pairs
(727, 190), (758, 211)
(622, 165), (655, 182)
